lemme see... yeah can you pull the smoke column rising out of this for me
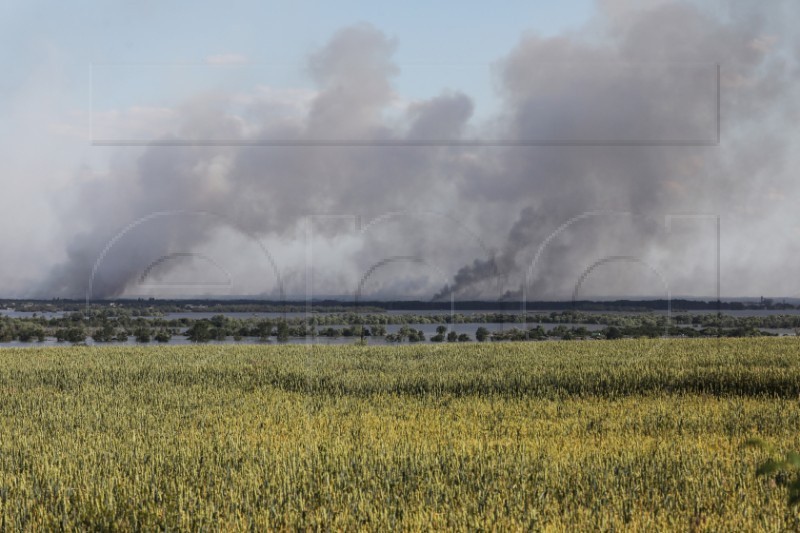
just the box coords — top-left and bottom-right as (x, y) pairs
(41, 1), (800, 300)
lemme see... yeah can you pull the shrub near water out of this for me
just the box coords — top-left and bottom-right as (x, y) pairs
(0, 338), (798, 530)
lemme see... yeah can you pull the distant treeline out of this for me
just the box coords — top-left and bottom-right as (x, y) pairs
(1, 297), (797, 314)
(7, 308), (800, 327)
(0, 310), (794, 345)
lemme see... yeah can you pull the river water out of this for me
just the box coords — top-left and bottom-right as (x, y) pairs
(1, 307), (797, 347)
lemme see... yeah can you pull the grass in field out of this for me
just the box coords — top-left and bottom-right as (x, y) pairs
(0, 338), (798, 530)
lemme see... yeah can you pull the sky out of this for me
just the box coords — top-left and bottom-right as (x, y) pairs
(2, 0), (799, 301)
(3, 1), (593, 110)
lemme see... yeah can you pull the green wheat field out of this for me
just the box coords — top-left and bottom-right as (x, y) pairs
(1, 338), (799, 531)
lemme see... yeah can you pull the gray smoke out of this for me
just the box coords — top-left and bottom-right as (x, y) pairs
(435, 0), (800, 299)
(41, 1), (800, 300)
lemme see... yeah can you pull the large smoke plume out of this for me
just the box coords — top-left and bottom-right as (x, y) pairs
(41, 1), (800, 300)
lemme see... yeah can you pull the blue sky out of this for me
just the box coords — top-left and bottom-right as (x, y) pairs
(5, 1), (594, 63)
(3, 1), (595, 119)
